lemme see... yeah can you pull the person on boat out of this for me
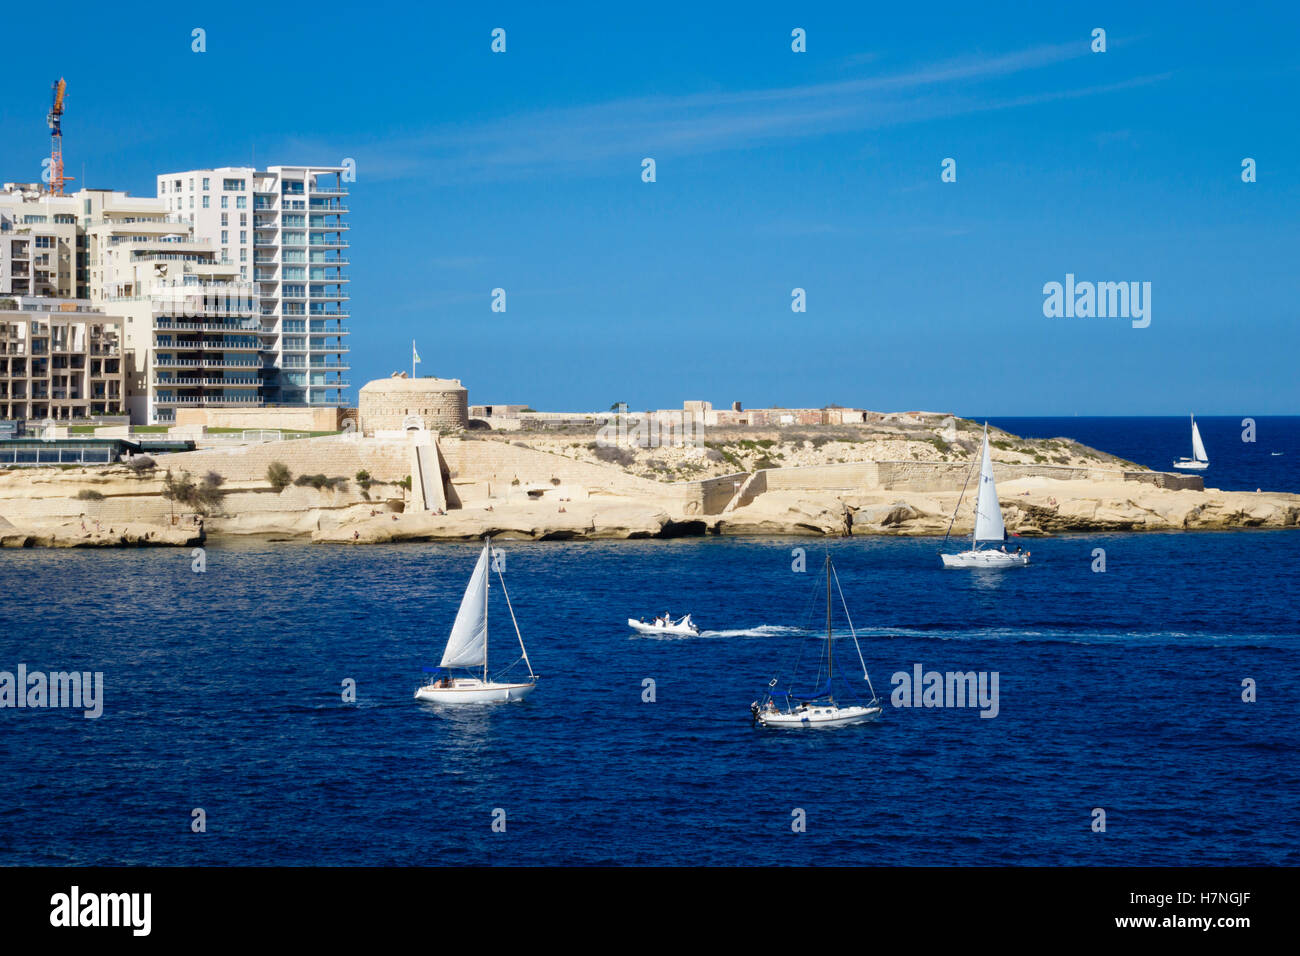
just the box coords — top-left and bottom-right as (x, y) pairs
(1000, 544), (1008, 553)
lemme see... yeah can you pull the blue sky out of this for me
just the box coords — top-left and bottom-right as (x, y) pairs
(2, 1), (1296, 415)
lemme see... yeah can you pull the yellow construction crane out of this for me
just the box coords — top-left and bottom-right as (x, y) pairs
(47, 78), (72, 195)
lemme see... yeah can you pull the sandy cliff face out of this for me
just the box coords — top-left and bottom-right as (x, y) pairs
(1, 424), (1297, 547)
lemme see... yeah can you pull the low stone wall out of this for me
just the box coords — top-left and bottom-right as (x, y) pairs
(441, 438), (663, 496)
(148, 435), (412, 483)
(756, 459), (1187, 494)
(176, 407), (344, 431)
(1123, 470), (1203, 491)
(0, 471), (385, 526)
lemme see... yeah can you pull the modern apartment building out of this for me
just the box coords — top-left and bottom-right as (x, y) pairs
(0, 184), (81, 299)
(81, 188), (259, 424)
(0, 297), (124, 421)
(155, 166), (350, 408)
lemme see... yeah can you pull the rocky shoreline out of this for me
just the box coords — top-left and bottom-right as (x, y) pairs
(307, 479), (1300, 544)
(2, 418), (1297, 548)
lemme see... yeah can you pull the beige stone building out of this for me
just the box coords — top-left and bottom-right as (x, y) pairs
(0, 184), (81, 299)
(0, 297), (124, 420)
(359, 374), (468, 435)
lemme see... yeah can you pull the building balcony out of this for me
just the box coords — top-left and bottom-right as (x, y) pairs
(307, 237), (348, 248)
(308, 186), (347, 196)
(153, 376), (261, 387)
(154, 395), (262, 406)
(154, 319), (261, 332)
(153, 357), (261, 369)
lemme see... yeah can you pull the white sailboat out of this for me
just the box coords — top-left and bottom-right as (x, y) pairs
(414, 538), (538, 704)
(751, 554), (882, 728)
(940, 424), (1029, 569)
(1173, 414), (1209, 470)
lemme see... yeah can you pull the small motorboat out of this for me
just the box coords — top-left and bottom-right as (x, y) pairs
(627, 613), (699, 636)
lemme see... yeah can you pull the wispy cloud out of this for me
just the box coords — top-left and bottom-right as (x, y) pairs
(281, 40), (1169, 184)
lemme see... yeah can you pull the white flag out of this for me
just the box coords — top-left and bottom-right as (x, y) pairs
(412, 340), (421, 364)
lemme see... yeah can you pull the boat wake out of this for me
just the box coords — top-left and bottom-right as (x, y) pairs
(858, 626), (1294, 647)
(636, 624), (805, 640)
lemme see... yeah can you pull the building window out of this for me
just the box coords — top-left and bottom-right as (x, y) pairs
(202, 177), (210, 191)
(240, 231), (247, 244)
(221, 197), (228, 209)
(221, 213), (228, 226)
(221, 231), (228, 244)
(223, 178), (246, 191)
(202, 196), (209, 209)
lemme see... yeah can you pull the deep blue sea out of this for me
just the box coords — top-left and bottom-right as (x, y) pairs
(986, 416), (1300, 493)
(2, 419), (1298, 867)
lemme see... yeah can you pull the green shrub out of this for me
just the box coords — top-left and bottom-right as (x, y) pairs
(75, 489), (104, 501)
(267, 461), (292, 492)
(294, 473), (345, 491)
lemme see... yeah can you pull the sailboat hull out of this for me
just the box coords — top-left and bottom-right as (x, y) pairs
(758, 703), (882, 728)
(1172, 459), (1208, 470)
(941, 550), (1029, 568)
(414, 678), (537, 704)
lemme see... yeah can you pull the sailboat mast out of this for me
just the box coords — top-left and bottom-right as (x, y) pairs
(825, 554), (832, 688)
(973, 426), (985, 550)
(483, 539), (490, 682)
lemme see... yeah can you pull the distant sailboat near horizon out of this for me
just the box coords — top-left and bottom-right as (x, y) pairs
(751, 554), (882, 728)
(940, 424), (1029, 569)
(414, 537), (538, 704)
(1173, 414), (1210, 470)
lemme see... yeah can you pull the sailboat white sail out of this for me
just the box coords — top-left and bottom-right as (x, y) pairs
(441, 544), (489, 668)
(1174, 415), (1209, 470)
(940, 424), (1029, 569)
(415, 538), (538, 704)
(751, 554), (882, 728)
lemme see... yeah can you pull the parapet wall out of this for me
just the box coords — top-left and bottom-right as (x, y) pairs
(758, 459), (1199, 493)
(1122, 470), (1204, 491)
(148, 435), (413, 483)
(441, 438), (662, 495)
(175, 407), (344, 431)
